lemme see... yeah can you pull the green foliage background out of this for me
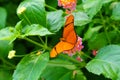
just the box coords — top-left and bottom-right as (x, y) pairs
(0, 0), (120, 80)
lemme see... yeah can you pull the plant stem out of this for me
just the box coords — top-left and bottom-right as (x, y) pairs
(112, 25), (120, 34)
(99, 12), (111, 44)
(38, 36), (45, 44)
(45, 36), (48, 46)
(59, 54), (86, 67)
(24, 37), (44, 48)
(0, 58), (16, 68)
(45, 4), (57, 11)
(82, 53), (93, 59)
(24, 37), (51, 50)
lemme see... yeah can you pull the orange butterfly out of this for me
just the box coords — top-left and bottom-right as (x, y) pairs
(50, 14), (77, 58)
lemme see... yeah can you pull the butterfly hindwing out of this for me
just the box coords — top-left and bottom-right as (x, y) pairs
(50, 41), (74, 58)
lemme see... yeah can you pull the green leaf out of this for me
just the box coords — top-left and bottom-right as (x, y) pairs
(0, 7), (7, 29)
(73, 12), (91, 26)
(75, 70), (87, 80)
(9, 21), (23, 43)
(47, 10), (64, 32)
(0, 40), (13, 57)
(48, 58), (77, 70)
(103, 0), (113, 4)
(88, 32), (108, 50)
(41, 66), (73, 80)
(45, 0), (57, 9)
(0, 27), (15, 41)
(15, 21), (23, 34)
(111, 2), (120, 20)
(13, 52), (49, 80)
(83, 0), (103, 19)
(22, 24), (53, 36)
(83, 26), (102, 40)
(86, 45), (120, 80)
(17, 0), (46, 26)
(41, 58), (86, 80)
(42, 63), (86, 80)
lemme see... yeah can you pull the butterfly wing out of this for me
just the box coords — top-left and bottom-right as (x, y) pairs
(63, 14), (77, 44)
(50, 41), (74, 58)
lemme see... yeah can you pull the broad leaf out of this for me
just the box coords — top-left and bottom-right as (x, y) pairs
(41, 58), (86, 80)
(73, 12), (91, 26)
(83, 0), (103, 19)
(13, 52), (49, 80)
(111, 2), (120, 20)
(47, 10), (64, 32)
(48, 58), (77, 70)
(41, 66), (86, 80)
(41, 66), (73, 80)
(86, 45), (120, 80)
(22, 24), (52, 36)
(103, 0), (113, 4)
(0, 7), (7, 29)
(17, 0), (46, 26)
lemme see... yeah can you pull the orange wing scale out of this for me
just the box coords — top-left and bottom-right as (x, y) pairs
(50, 14), (77, 58)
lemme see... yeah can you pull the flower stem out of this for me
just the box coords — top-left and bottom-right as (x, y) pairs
(45, 4), (57, 11)
(0, 58), (16, 68)
(82, 53), (93, 59)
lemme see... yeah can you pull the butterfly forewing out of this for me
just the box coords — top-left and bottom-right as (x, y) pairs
(63, 15), (77, 44)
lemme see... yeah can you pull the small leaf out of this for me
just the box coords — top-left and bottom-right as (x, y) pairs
(83, 0), (103, 19)
(88, 32), (108, 50)
(17, 0), (46, 26)
(73, 11), (91, 26)
(111, 2), (120, 20)
(13, 52), (49, 80)
(75, 70), (87, 80)
(0, 27), (15, 41)
(9, 21), (23, 43)
(22, 24), (53, 36)
(86, 45), (120, 80)
(83, 26), (102, 40)
(0, 7), (7, 29)
(47, 10), (64, 32)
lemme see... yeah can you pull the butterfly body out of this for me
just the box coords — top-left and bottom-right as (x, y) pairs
(50, 14), (77, 58)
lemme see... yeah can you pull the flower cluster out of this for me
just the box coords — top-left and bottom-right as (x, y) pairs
(8, 50), (16, 59)
(58, 0), (77, 14)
